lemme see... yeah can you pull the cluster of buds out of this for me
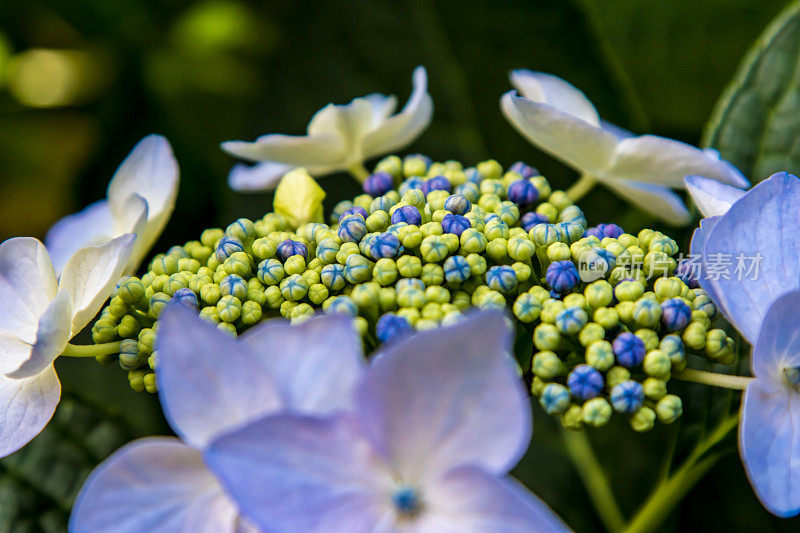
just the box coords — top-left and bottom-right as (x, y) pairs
(89, 153), (736, 432)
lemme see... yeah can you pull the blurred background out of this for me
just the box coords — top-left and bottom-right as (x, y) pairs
(0, 0), (797, 531)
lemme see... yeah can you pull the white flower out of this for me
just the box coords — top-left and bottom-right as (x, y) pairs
(205, 311), (567, 533)
(222, 66), (433, 191)
(45, 135), (179, 275)
(0, 234), (134, 457)
(501, 69), (749, 225)
(70, 304), (365, 532)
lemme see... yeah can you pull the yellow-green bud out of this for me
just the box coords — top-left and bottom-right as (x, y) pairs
(582, 398), (612, 428)
(593, 307), (619, 330)
(655, 395), (683, 423)
(606, 366), (631, 389)
(643, 349), (671, 378)
(532, 350), (565, 379)
(630, 406), (656, 432)
(586, 340), (615, 371)
(534, 323), (561, 351)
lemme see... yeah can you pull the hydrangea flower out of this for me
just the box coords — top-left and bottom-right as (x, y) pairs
(501, 70), (748, 225)
(45, 135), (179, 275)
(223, 67), (432, 191)
(0, 235), (134, 457)
(740, 290), (800, 517)
(204, 311), (567, 532)
(70, 303), (365, 532)
(684, 174), (746, 218)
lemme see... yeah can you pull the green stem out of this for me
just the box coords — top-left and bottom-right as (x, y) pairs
(673, 368), (753, 391)
(562, 428), (626, 533)
(566, 174), (597, 201)
(61, 342), (121, 358)
(347, 163), (370, 182)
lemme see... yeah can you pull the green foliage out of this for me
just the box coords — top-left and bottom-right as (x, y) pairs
(704, 0), (800, 181)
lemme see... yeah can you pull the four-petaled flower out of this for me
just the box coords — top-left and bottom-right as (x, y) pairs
(45, 135), (179, 275)
(222, 66), (433, 191)
(0, 235), (134, 457)
(70, 303), (365, 532)
(501, 70), (748, 225)
(204, 311), (567, 532)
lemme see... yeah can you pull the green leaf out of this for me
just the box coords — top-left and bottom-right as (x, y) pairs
(0, 396), (134, 532)
(703, 0), (800, 181)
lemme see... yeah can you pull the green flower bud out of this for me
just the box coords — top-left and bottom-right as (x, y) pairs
(302, 269), (320, 286)
(615, 301), (634, 324)
(92, 317), (118, 344)
(217, 322), (238, 337)
(513, 293), (542, 323)
(556, 307), (588, 335)
(561, 404), (584, 431)
(630, 406), (656, 432)
(606, 366), (631, 389)
(280, 274), (309, 301)
(397, 287), (426, 309)
(642, 377), (667, 400)
(510, 262), (532, 284)
(396, 307), (421, 326)
(226, 218), (257, 243)
(579, 322), (605, 347)
(252, 237), (278, 261)
(217, 295), (243, 323)
(366, 210), (391, 233)
(615, 280), (645, 302)
(344, 254), (373, 284)
(420, 235), (448, 263)
(546, 242), (571, 262)
(402, 188), (426, 209)
(119, 339), (145, 371)
(534, 323), (561, 351)
(240, 300), (263, 326)
(425, 285), (450, 304)
(378, 287), (397, 312)
(200, 228), (224, 248)
(148, 292), (170, 319)
(682, 321), (708, 351)
(108, 296), (129, 319)
(397, 255), (423, 278)
(654, 277), (684, 301)
(632, 298), (662, 329)
(586, 340), (615, 371)
(539, 383), (570, 414)
(532, 350), (565, 379)
(495, 201), (520, 226)
(128, 369), (147, 392)
(199, 306), (221, 324)
(477, 290), (505, 309)
(264, 285), (284, 309)
(200, 283), (221, 305)
(477, 160), (503, 180)
(644, 251), (675, 278)
(282, 255), (305, 276)
(705, 329), (735, 364)
(589, 307), (616, 330)
(117, 315), (141, 339)
(643, 349), (671, 378)
(373, 258), (399, 286)
(224, 251), (252, 277)
(585, 280), (613, 309)
(465, 253), (487, 276)
(531, 176), (551, 199)
(151, 254), (179, 276)
(541, 299), (566, 324)
(459, 228), (487, 254)
(421, 302), (444, 321)
(635, 329), (660, 351)
(582, 398), (612, 428)
(655, 394), (683, 424)
(376, 154), (402, 176)
(420, 263), (445, 287)
(451, 291), (471, 310)
(117, 277), (145, 304)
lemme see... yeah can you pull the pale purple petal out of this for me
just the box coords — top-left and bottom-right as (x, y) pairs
(690, 216), (736, 326)
(6, 290), (72, 379)
(509, 69), (600, 126)
(740, 380), (800, 517)
(205, 413), (391, 533)
(604, 179), (691, 226)
(355, 310), (529, 482)
(362, 66), (433, 159)
(228, 161), (295, 192)
(607, 135), (749, 189)
(704, 172), (800, 343)
(0, 237), (58, 343)
(410, 465), (569, 533)
(752, 290), (800, 382)
(155, 304), (282, 448)
(240, 313), (365, 414)
(0, 366), (60, 458)
(684, 175), (746, 218)
(44, 200), (115, 275)
(70, 437), (245, 532)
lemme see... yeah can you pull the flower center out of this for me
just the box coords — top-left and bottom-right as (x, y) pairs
(783, 366), (800, 390)
(391, 486), (422, 518)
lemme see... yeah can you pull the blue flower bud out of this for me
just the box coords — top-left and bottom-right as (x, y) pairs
(421, 175), (451, 194)
(363, 171), (394, 196)
(613, 332), (646, 367)
(326, 296), (358, 317)
(339, 206), (368, 222)
(443, 255), (471, 284)
(507, 179), (539, 207)
(520, 212), (549, 232)
(257, 258), (285, 286)
(540, 383), (571, 415)
(443, 194), (471, 215)
(660, 297), (692, 331)
(396, 277), (425, 292)
(610, 380), (644, 413)
(338, 215), (368, 243)
(369, 232), (401, 259)
(172, 287), (199, 308)
(675, 260), (700, 288)
(584, 223), (624, 240)
(568, 364), (604, 400)
(399, 176), (425, 195)
(509, 161), (538, 179)
(391, 205), (422, 226)
(276, 239), (308, 262)
(485, 265), (517, 293)
(441, 213), (471, 236)
(546, 260), (580, 293)
(220, 274), (248, 300)
(556, 307), (588, 335)
(376, 313), (413, 344)
(215, 236), (245, 262)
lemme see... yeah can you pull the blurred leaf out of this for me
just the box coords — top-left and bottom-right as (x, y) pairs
(0, 396), (136, 531)
(703, 0), (800, 181)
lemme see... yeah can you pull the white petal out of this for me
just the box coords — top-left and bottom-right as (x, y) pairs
(740, 380), (800, 517)
(205, 413), (390, 533)
(752, 290), (800, 382)
(221, 133), (346, 169)
(704, 172), (800, 344)
(362, 66), (434, 160)
(58, 234), (135, 336)
(606, 135), (750, 189)
(228, 161), (295, 192)
(0, 365), (60, 458)
(115, 194), (150, 275)
(155, 304), (282, 448)
(412, 465), (569, 533)
(44, 200), (115, 275)
(240, 313), (365, 414)
(603, 180), (691, 226)
(6, 290), (72, 379)
(509, 69), (600, 127)
(70, 437), (244, 533)
(355, 310), (530, 482)
(500, 92), (617, 176)
(107, 135), (179, 273)
(684, 175), (746, 218)
(0, 237), (58, 343)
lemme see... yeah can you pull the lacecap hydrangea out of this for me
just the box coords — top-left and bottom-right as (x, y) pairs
(89, 154), (735, 432)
